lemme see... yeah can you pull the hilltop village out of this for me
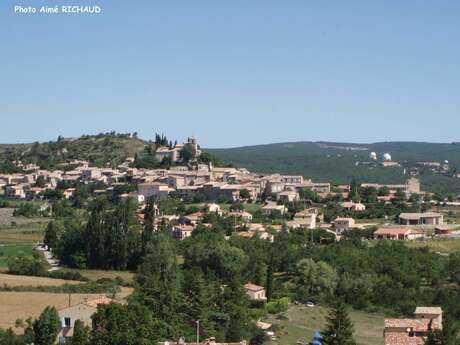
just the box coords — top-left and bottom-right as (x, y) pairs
(0, 135), (460, 345)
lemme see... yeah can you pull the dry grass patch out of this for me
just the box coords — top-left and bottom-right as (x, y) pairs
(0, 287), (133, 332)
(0, 273), (81, 287)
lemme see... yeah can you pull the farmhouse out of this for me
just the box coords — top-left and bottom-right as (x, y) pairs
(374, 227), (425, 240)
(398, 212), (443, 226)
(334, 217), (355, 234)
(171, 224), (195, 240)
(58, 296), (113, 343)
(384, 306), (442, 345)
(243, 283), (267, 301)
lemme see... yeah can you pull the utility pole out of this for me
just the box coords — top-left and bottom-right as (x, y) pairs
(196, 320), (200, 345)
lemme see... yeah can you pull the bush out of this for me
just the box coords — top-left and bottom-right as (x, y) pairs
(266, 297), (290, 314)
(7, 252), (47, 276)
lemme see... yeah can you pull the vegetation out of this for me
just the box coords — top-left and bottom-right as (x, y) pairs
(208, 141), (460, 194)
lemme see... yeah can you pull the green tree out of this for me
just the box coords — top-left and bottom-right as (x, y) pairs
(44, 221), (63, 249)
(33, 306), (60, 345)
(137, 232), (181, 334)
(322, 300), (356, 345)
(69, 320), (90, 345)
(91, 303), (164, 345)
(265, 255), (274, 301)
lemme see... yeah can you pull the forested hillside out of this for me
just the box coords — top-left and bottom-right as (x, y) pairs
(208, 141), (460, 194)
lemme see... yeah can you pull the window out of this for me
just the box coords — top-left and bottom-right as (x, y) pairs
(64, 317), (71, 327)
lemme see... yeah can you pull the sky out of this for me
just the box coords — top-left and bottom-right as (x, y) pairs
(1, 1), (459, 147)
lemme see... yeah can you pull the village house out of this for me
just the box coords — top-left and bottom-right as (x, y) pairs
(278, 190), (299, 203)
(384, 306), (442, 345)
(243, 283), (267, 301)
(261, 202), (287, 217)
(334, 217), (355, 234)
(138, 182), (171, 199)
(171, 224), (195, 240)
(340, 201), (366, 211)
(228, 210), (253, 222)
(58, 296), (113, 343)
(374, 227), (425, 240)
(398, 212), (443, 226)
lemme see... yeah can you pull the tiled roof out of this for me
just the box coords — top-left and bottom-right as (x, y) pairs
(244, 283), (265, 292)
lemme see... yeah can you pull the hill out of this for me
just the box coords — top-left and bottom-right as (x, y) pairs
(0, 133), (147, 170)
(207, 141), (460, 194)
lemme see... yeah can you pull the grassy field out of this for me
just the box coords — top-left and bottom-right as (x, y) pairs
(0, 208), (48, 244)
(0, 243), (35, 269)
(0, 287), (134, 332)
(265, 304), (384, 345)
(69, 269), (135, 283)
(405, 238), (460, 253)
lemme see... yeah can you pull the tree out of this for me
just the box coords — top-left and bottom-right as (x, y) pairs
(296, 258), (338, 301)
(91, 303), (164, 345)
(322, 299), (356, 345)
(137, 232), (181, 334)
(69, 320), (90, 345)
(265, 255), (274, 301)
(44, 221), (63, 248)
(33, 306), (60, 345)
(180, 143), (197, 162)
(239, 189), (251, 200)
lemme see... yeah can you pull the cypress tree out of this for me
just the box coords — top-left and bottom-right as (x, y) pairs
(265, 255), (274, 301)
(322, 299), (356, 345)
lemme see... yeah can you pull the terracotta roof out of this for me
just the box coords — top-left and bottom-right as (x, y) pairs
(85, 296), (113, 308)
(384, 318), (431, 332)
(244, 283), (265, 292)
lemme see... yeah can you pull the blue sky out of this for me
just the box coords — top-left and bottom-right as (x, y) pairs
(1, 1), (459, 147)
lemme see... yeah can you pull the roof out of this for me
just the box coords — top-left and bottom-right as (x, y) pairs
(85, 296), (113, 308)
(256, 321), (272, 330)
(384, 318), (432, 331)
(399, 212), (442, 220)
(374, 227), (423, 236)
(244, 283), (265, 292)
(414, 306), (442, 315)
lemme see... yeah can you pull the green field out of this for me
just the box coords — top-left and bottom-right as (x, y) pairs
(0, 243), (34, 269)
(265, 304), (384, 345)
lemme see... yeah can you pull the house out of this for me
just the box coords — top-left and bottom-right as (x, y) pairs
(278, 190), (299, 203)
(138, 182), (171, 199)
(5, 184), (28, 199)
(334, 217), (355, 234)
(179, 212), (204, 225)
(434, 225), (454, 235)
(243, 283), (267, 301)
(289, 208), (317, 229)
(374, 227), (425, 240)
(340, 201), (366, 211)
(58, 296), (113, 343)
(384, 306), (442, 345)
(228, 210), (253, 222)
(399, 212), (443, 226)
(206, 203), (222, 215)
(262, 202), (287, 216)
(171, 224), (195, 240)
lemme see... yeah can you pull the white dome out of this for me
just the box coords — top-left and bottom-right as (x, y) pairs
(383, 153), (392, 161)
(369, 152), (377, 160)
